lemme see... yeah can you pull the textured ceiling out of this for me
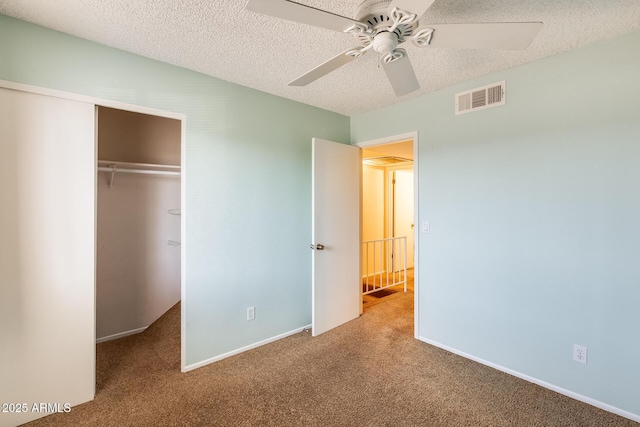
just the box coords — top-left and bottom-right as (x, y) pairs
(1, 0), (639, 116)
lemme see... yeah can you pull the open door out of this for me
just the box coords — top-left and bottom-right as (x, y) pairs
(311, 138), (360, 336)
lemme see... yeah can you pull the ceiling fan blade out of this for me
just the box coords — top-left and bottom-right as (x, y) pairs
(382, 51), (420, 97)
(246, 0), (362, 32)
(423, 22), (543, 50)
(388, 0), (437, 17)
(289, 47), (365, 86)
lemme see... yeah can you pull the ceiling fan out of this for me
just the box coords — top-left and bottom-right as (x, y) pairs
(246, 0), (543, 97)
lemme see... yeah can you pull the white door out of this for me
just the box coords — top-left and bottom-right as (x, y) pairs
(393, 169), (414, 268)
(312, 138), (361, 336)
(0, 88), (95, 427)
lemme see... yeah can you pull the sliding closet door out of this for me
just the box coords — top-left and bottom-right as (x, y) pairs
(0, 88), (95, 427)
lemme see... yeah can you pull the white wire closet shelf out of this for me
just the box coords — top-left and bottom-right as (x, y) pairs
(98, 160), (181, 189)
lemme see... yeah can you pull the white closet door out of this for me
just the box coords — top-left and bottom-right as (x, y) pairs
(0, 87), (95, 427)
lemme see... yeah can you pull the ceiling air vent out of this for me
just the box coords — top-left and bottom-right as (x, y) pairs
(455, 81), (506, 115)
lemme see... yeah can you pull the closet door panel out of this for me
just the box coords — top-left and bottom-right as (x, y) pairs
(0, 87), (95, 427)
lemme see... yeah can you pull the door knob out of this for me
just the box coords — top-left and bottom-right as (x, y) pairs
(310, 244), (325, 250)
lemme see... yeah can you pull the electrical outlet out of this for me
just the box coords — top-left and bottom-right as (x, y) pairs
(573, 344), (588, 364)
(247, 306), (255, 321)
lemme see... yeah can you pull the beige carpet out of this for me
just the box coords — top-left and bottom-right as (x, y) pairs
(24, 284), (637, 426)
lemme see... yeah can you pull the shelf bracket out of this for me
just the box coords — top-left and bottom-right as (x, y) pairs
(108, 164), (117, 189)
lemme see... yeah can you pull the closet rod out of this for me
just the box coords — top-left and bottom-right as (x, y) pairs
(98, 163), (180, 189)
(98, 160), (180, 170)
(97, 167), (180, 176)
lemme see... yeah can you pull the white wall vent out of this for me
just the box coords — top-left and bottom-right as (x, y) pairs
(455, 81), (506, 115)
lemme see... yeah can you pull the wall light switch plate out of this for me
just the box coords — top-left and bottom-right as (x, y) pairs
(422, 222), (430, 233)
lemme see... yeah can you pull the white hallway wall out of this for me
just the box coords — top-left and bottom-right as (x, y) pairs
(362, 163), (385, 275)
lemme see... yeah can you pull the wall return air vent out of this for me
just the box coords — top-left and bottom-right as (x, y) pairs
(455, 81), (506, 115)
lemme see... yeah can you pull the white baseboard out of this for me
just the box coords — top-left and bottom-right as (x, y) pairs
(182, 324), (312, 373)
(96, 326), (147, 343)
(418, 336), (640, 424)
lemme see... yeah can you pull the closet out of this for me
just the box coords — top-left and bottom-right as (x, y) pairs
(96, 106), (181, 342)
(1, 85), (184, 426)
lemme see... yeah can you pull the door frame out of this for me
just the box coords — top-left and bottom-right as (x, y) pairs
(0, 79), (188, 371)
(355, 131), (419, 339)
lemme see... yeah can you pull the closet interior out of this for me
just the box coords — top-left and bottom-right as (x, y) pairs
(96, 106), (181, 343)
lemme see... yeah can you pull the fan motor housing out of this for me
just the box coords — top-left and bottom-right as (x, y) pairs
(354, 0), (417, 45)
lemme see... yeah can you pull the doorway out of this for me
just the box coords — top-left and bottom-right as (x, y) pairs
(95, 106), (182, 344)
(94, 105), (186, 399)
(361, 142), (414, 306)
(355, 132), (420, 337)
(312, 136), (416, 335)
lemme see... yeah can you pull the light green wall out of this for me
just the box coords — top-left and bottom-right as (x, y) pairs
(0, 14), (349, 366)
(352, 30), (640, 418)
(4, 10), (639, 420)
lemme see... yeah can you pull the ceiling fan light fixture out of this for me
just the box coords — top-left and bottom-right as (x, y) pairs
(373, 31), (398, 54)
